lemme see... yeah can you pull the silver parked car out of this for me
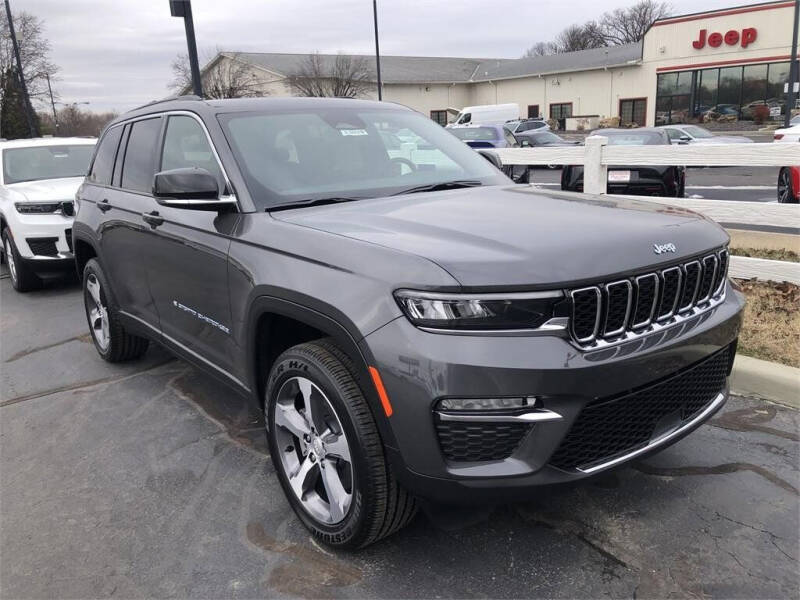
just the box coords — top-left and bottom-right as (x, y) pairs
(659, 124), (753, 145)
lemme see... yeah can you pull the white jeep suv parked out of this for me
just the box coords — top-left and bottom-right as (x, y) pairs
(0, 137), (96, 291)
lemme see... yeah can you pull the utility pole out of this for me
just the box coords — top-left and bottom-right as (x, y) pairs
(45, 72), (58, 132)
(169, 0), (203, 97)
(4, 0), (38, 137)
(372, 0), (382, 101)
(786, 0), (799, 128)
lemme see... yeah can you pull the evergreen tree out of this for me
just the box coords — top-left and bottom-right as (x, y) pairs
(0, 67), (38, 139)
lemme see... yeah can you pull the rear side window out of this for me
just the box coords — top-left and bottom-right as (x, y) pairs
(160, 115), (223, 182)
(121, 117), (162, 193)
(89, 125), (123, 185)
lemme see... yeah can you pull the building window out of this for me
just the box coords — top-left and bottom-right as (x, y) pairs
(527, 105), (539, 118)
(656, 61), (789, 125)
(549, 103), (572, 129)
(619, 98), (647, 127)
(430, 110), (448, 126)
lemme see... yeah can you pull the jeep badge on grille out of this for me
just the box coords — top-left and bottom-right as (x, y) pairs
(653, 242), (677, 254)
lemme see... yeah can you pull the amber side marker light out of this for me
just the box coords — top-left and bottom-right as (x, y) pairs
(368, 366), (393, 417)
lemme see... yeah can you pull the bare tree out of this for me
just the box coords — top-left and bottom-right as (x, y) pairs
(0, 10), (58, 105)
(598, 0), (672, 46)
(286, 53), (373, 98)
(38, 105), (117, 137)
(169, 51), (269, 99)
(523, 1), (671, 56)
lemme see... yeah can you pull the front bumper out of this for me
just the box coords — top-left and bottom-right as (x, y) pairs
(3, 210), (74, 259)
(361, 283), (744, 503)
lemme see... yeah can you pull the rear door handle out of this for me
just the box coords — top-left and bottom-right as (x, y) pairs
(141, 210), (164, 228)
(97, 199), (111, 212)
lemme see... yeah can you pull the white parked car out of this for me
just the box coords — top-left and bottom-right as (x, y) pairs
(0, 137), (96, 291)
(774, 116), (800, 143)
(659, 124), (753, 145)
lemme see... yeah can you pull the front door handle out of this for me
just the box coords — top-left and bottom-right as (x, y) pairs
(97, 199), (111, 212)
(142, 211), (164, 228)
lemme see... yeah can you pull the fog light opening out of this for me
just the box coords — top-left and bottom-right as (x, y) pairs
(437, 396), (538, 412)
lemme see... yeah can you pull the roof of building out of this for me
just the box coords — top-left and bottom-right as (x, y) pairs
(218, 42), (643, 85)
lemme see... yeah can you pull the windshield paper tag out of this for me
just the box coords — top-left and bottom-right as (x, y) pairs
(340, 129), (368, 136)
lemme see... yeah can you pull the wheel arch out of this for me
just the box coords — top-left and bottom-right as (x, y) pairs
(246, 295), (398, 448)
(73, 234), (98, 279)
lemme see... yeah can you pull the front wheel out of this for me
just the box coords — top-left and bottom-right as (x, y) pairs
(778, 168), (798, 204)
(265, 340), (416, 548)
(2, 228), (40, 292)
(82, 258), (149, 362)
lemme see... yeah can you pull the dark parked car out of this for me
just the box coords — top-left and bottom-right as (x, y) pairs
(778, 167), (800, 203)
(73, 97), (742, 549)
(515, 130), (581, 169)
(562, 128), (686, 197)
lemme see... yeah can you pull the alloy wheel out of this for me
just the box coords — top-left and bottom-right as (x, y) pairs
(273, 376), (354, 525)
(85, 273), (110, 351)
(778, 170), (791, 203)
(4, 238), (17, 285)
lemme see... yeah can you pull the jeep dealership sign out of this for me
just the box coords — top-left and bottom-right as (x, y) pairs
(692, 27), (757, 49)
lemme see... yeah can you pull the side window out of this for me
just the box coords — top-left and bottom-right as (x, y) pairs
(88, 125), (123, 185)
(160, 115), (223, 182)
(121, 117), (162, 193)
(665, 128), (682, 142)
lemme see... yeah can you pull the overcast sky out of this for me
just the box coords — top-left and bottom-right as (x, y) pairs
(23, 0), (741, 113)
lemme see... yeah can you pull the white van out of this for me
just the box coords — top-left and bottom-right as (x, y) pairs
(448, 103), (520, 127)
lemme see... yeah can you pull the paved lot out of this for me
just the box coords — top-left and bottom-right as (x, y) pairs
(1, 269), (798, 599)
(532, 166), (782, 203)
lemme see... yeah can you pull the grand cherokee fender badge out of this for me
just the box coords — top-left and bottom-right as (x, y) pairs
(172, 300), (230, 334)
(653, 242), (677, 255)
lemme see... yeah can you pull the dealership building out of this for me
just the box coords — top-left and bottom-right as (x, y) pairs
(205, 0), (797, 128)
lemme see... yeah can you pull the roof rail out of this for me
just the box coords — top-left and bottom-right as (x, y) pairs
(128, 94), (204, 112)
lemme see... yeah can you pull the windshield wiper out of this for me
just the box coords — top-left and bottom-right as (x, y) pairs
(391, 180), (483, 196)
(268, 197), (363, 212)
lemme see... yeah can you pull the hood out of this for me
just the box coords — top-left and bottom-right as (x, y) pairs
(6, 177), (85, 202)
(273, 186), (728, 287)
(693, 136), (753, 144)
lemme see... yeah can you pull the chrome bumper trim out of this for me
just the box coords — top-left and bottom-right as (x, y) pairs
(436, 409), (563, 423)
(576, 391), (726, 474)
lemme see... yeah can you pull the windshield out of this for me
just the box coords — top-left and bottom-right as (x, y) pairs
(792, 115), (800, 126)
(449, 127), (499, 141)
(682, 126), (713, 139)
(219, 107), (506, 209)
(3, 144), (95, 184)
(528, 131), (564, 144)
(604, 132), (665, 146)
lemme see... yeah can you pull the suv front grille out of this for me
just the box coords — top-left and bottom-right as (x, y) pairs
(26, 237), (58, 257)
(435, 420), (532, 462)
(548, 346), (731, 471)
(569, 249), (728, 347)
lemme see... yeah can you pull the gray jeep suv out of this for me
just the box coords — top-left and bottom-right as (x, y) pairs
(73, 97), (744, 548)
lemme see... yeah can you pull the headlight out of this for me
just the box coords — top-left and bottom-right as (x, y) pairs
(394, 289), (563, 331)
(14, 202), (61, 214)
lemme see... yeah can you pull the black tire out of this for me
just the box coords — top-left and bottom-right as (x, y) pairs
(265, 339), (417, 549)
(778, 168), (798, 204)
(82, 258), (149, 362)
(2, 227), (41, 292)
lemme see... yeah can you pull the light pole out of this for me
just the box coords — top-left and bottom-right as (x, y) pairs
(45, 73), (58, 131)
(372, 0), (382, 101)
(3, 0), (38, 137)
(785, 0), (799, 128)
(169, 0), (203, 97)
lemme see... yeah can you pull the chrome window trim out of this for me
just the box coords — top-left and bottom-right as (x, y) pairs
(602, 279), (632, 338)
(678, 260), (701, 313)
(632, 273), (659, 329)
(577, 391), (726, 474)
(656, 266), (682, 322)
(570, 286), (602, 343)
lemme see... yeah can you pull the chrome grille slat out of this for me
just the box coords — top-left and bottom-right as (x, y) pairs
(567, 249), (728, 348)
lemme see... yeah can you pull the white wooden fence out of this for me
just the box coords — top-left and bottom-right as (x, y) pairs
(494, 138), (800, 285)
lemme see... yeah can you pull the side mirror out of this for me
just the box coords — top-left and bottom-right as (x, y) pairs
(477, 149), (503, 170)
(678, 135), (692, 143)
(153, 167), (235, 211)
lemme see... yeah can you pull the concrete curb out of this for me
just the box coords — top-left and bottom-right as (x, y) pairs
(731, 354), (800, 409)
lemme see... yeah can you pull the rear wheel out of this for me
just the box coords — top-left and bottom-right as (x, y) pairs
(778, 168), (797, 204)
(82, 258), (149, 362)
(265, 339), (416, 548)
(2, 228), (40, 292)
